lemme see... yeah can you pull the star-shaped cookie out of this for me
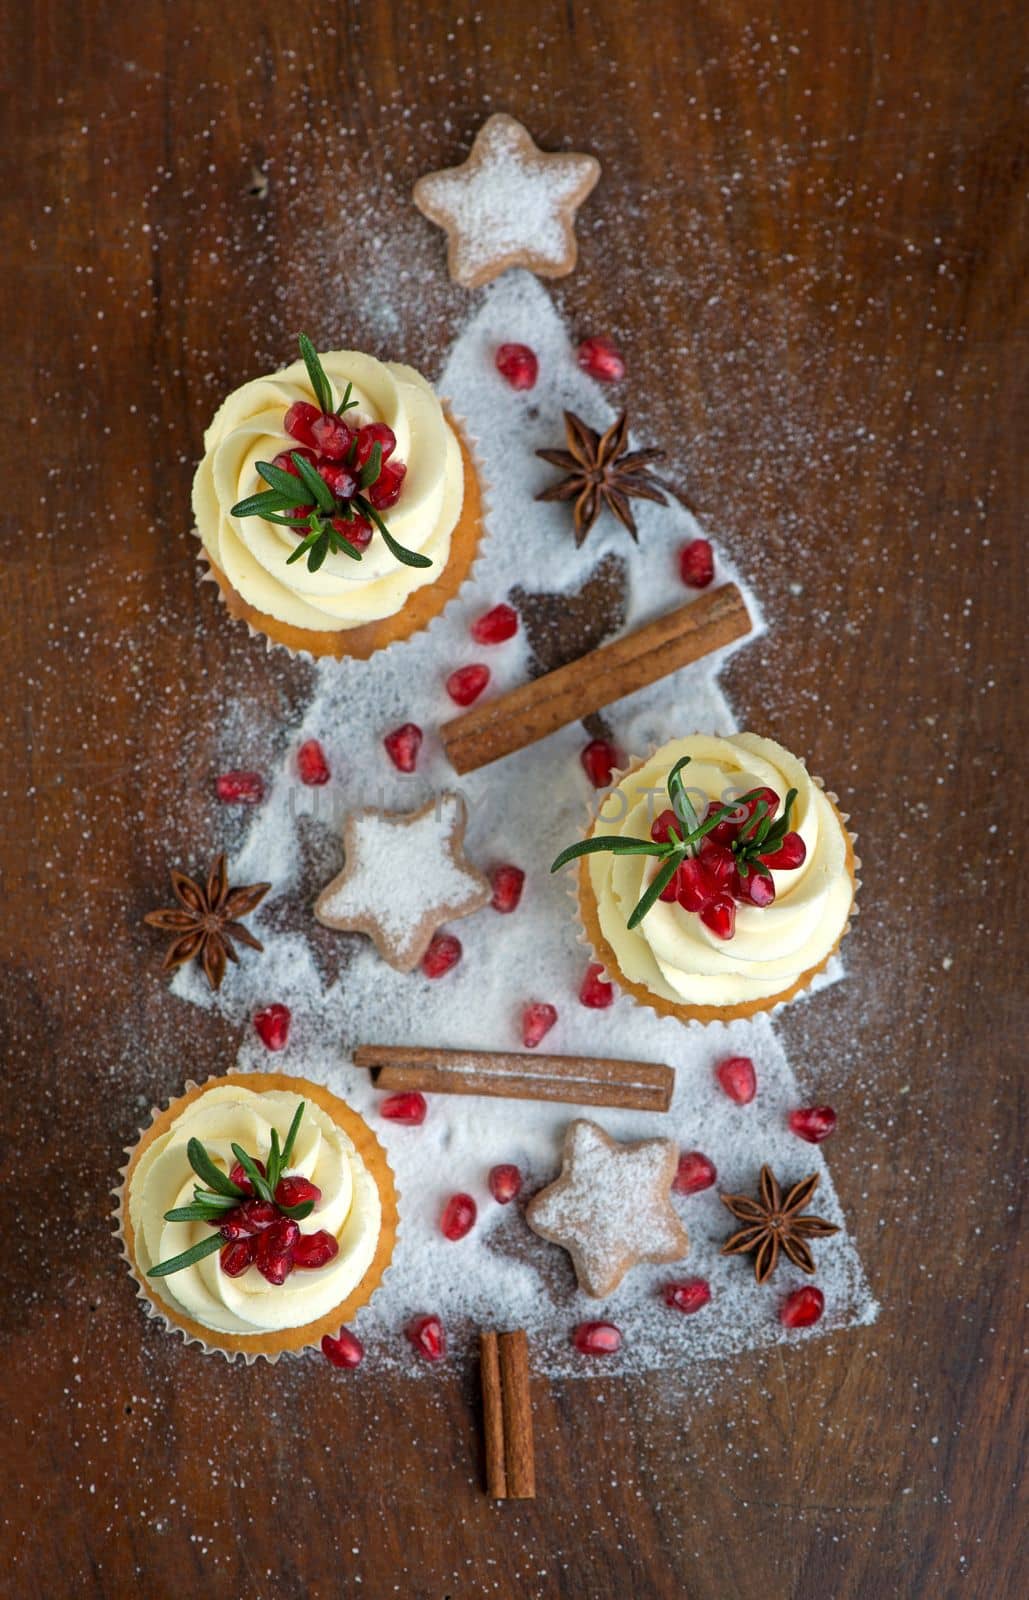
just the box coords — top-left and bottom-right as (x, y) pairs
(313, 792), (490, 973)
(526, 1120), (689, 1298)
(413, 114), (601, 289)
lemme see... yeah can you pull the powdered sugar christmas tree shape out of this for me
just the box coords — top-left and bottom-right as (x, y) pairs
(413, 115), (601, 289)
(314, 793), (490, 972)
(173, 272), (878, 1380)
(527, 1120), (689, 1296)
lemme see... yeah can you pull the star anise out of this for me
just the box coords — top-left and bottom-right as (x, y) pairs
(143, 854), (271, 991)
(720, 1165), (840, 1284)
(536, 410), (668, 546)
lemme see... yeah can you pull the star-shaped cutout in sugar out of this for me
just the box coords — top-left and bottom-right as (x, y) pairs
(526, 1120), (689, 1298)
(413, 114), (601, 289)
(313, 792), (491, 973)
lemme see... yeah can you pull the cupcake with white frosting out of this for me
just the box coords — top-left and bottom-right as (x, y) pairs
(116, 1073), (397, 1361)
(553, 733), (857, 1024)
(194, 335), (483, 658)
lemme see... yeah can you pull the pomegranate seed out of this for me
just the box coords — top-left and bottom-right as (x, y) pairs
(229, 1159), (266, 1195)
(322, 1328), (365, 1368)
(698, 838), (736, 889)
(780, 1285), (825, 1329)
(367, 458), (407, 509)
(253, 1003), (291, 1052)
(572, 1320), (622, 1355)
(679, 538), (714, 588)
(256, 1218), (299, 1285)
(580, 962), (615, 1009)
(215, 769), (264, 804)
(353, 422), (397, 468)
(577, 335), (625, 383)
(703, 799), (740, 846)
(472, 602), (519, 645)
(284, 502), (315, 522)
(715, 1055), (757, 1104)
(700, 894), (736, 940)
(488, 1164), (523, 1204)
(310, 411), (353, 460)
(659, 865), (685, 903)
(220, 1199), (278, 1238)
(662, 1278), (712, 1315)
(522, 1001), (558, 1049)
(446, 663), (490, 707)
(491, 864), (525, 913)
(379, 1091), (427, 1126)
(673, 1150), (717, 1194)
(651, 808), (683, 844)
(495, 342), (539, 390)
(283, 400), (321, 447)
(293, 1229), (339, 1269)
(296, 738), (331, 786)
(761, 832), (807, 870)
(220, 1238), (257, 1277)
(317, 462), (357, 499)
(383, 721), (423, 772)
(580, 738), (623, 788)
(677, 856), (719, 912)
(736, 868), (776, 908)
(271, 446), (317, 475)
(274, 1175), (322, 1209)
(332, 513), (374, 551)
(440, 1193), (477, 1241)
(421, 932), (462, 979)
(739, 787), (781, 825)
(788, 1105), (837, 1144)
(407, 1313), (446, 1362)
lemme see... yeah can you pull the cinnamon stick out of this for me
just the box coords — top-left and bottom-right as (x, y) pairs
(353, 1045), (674, 1113)
(440, 582), (752, 774)
(480, 1330), (535, 1500)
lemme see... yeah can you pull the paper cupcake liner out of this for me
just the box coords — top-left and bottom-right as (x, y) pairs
(112, 1071), (399, 1364)
(198, 411), (488, 662)
(573, 744), (861, 1028)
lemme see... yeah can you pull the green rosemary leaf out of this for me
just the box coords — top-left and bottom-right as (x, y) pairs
(285, 529), (321, 565)
(667, 756), (699, 837)
(290, 451), (336, 512)
(358, 441), (382, 489)
(335, 380), (357, 415)
(298, 332), (333, 415)
(148, 1233), (223, 1278)
(266, 1128), (283, 1193)
(230, 1144), (274, 1204)
(750, 858), (772, 878)
(231, 487), (300, 518)
(186, 1138), (243, 1198)
(307, 533), (331, 573)
(280, 1101), (305, 1169)
(163, 1203), (227, 1224)
(357, 498), (433, 570)
(325, 526), (363, 562)
(255, 462), (317, 505)
(627, 853), (683, 930)
(276, 1200), (315, 1222)
(550, 836), (670, 873)
(191, 1188), (238, 1211)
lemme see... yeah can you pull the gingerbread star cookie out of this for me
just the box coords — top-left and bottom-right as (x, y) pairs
(413, 114), (601, 289)
(526, 1120), (689, 1297)
(313, 792), (490, 973)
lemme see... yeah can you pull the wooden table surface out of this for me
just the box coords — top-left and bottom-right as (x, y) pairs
(2, 3), (1024, 1596)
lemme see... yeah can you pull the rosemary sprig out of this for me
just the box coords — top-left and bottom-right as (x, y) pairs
(148, 1234), (223, 1277)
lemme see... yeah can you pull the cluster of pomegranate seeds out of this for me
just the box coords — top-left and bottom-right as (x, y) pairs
(440, 1193), (477, 1241)
(673, 1150), (717, 1194)
(522, 1000), (558, 1048)
(407, 1313), (446, 1361)
(577, 335), (625, 383)
(662, 1278), (712, 1315)
(471, 601), (520, 644)
(490, 864), (525, 913)
(788, 1105), (838, 1143)
(296, 739), (330, 786)
(494, 343), (539, 391)
(379, 1090), (428, 1125)
(488, 1164), (523, 1204)
(383, 721), (423, 772)
(292, 1230), (339, 1269)
(253, 1003), (291, 1052)
(780, 1285), (825, 1329)
(421, 932), (462, 979)
(215, 770), (264, 805)
(580, 738), (623, 788)
(679, 538), (714, 589)
(446, 662), (490, 707)
(572, 1320), (622, 1355)
(580, 962), (615, 1009)
(716, 1055), (757, 1104)
(321, 1328), (365, 1369)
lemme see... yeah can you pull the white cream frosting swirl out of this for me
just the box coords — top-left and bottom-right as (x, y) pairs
(129, 1085), (381, 1336)
(588, 734), (853, 1008)
(193, 351), (464, 631)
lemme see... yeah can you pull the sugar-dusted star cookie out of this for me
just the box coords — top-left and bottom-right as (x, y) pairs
(413, 114), (601, 290)
(313, 792), (491, 972)
(526, 1120), (689, 1297)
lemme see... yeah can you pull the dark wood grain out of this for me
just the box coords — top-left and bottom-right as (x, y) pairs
(1, 2), (1024, 1596)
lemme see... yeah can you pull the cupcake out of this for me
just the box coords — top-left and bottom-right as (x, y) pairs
(193, 334), (483, 658)
(553, 733), (857, 1024)
(116, 1072), (397, 1361)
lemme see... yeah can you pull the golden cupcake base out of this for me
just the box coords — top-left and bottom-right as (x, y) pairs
(114, 1072), (398, 1362)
